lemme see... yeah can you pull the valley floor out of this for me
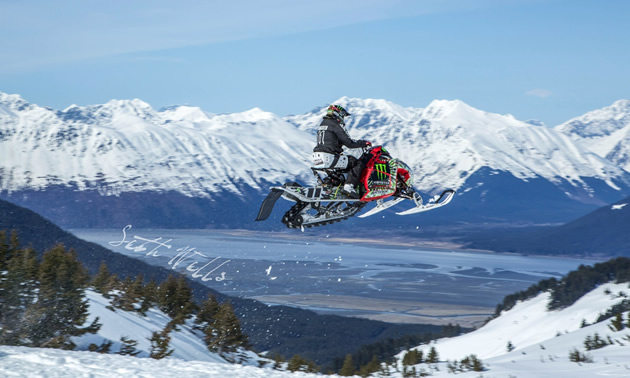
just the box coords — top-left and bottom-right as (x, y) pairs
(73, 228), (599, 328)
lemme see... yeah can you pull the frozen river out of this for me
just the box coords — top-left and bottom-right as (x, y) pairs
(72, 227), (601, 327)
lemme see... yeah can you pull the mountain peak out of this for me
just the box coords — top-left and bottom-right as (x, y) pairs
(0, 91), (32, 112)
(214, 107), (278, 124)
(0, 91), (25, 103)
(59, 98), (159, 125)
(556, 99), (630, 172)
(102, 98), (154, 113)
(333, 97), (413, 117)
(611, 98), (630, 109)
(421, 99), (496, 124)
(159, 105), (213, 124)
(556, 99), (630, 136)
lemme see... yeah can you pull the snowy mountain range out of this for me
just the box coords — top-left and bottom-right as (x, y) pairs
(0, 92), (312, 197)
(288, 97), (628, 193)
(2, 91), (630, 228)
(556, 99), (630, 173)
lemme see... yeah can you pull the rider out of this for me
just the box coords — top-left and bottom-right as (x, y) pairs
(313, 104), (370, 198)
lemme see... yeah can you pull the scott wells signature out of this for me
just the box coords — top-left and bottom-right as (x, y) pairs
(108, 225), (230, 282)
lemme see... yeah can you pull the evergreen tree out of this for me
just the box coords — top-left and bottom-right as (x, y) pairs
(359, 355), (381, 377)
(88, 340), (113, 353)
(282, 354), (317, 373)
(287, 354), (317, 372)
(195, 294), (220, 330)
(171, 275), (195, 323)
(0, 231), (20, 313)
(426, 346), (439, 363)
(0, 230), (10, 272)
(25, 244), (97, 348)
(507, 340), (515, 352)
(149, 326), (174, 359)
(610, 313), (625, 331)
(112, 276), (133, 311)
(139, 279), (158, 314)
(402, 349), (423, 365)
(119, 336), (141, 356)
(569, 348), (592, 363)
(9, 230), (20, 252)
(113, 274), (144, 312)
(157, 275), (179, 317)
(339, 354), (355, 376)
(206, 302), (248, 354)
(460, 355), (484, 372)
(0, 246), (39, 345)
(128, 274), (145, 309)
(584, 333), (609, 350)
(91, 261), (113, 295)
(270, 353), (285, 369)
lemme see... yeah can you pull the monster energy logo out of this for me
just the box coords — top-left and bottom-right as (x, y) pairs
(374, 163), (388, 181)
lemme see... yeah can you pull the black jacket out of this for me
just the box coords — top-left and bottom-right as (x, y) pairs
(313, 117), (365, 154)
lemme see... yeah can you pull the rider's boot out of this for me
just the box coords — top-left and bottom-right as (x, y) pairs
(343, 183), (361, 199)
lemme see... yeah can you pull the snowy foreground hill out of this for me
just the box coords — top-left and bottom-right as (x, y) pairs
(0, 288), (309, 377)
(2, 283), (629, 377)
(395, 282), (630, 377)
(0, 285), (320, 377)
(0, 346), (314, 378)
(0, 346), (318, 378)
(73, 290), (227, 363)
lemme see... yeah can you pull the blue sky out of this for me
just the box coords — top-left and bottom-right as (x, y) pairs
(1, 0), (629, 125)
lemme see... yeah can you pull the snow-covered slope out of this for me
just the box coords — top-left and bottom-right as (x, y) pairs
(396, 282), (630, 377)
(0, 289), (307, 377)
(556, 99), (630, 173)
(0, 346), (321, 378)
(0, 92), (313, 197)
(289, 97), (629, 193)
(73, 290), (226, 362)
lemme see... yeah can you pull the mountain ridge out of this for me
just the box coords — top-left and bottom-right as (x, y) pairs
(556, 99), (630, 172)
(461, 193), (630, 256)
(2, 91), (630, 228)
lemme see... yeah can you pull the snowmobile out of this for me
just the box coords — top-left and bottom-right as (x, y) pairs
(255, 145), (455, 229)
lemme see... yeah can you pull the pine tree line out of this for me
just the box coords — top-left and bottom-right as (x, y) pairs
(0, 230), (249, 361)
(91, 260), (250, 360)
(0, 230), (100, 349)
(494, 257), (630, 318)
(446, 354), (485, 373)
(329, 323), (463, 374)
(608, 311), (630, 331)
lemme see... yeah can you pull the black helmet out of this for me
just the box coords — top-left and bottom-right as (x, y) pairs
(326, 104), (351, 125)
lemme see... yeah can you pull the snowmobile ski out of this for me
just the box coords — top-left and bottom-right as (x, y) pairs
(358, 197), (406, 218)
(396, 189), (455, 215)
